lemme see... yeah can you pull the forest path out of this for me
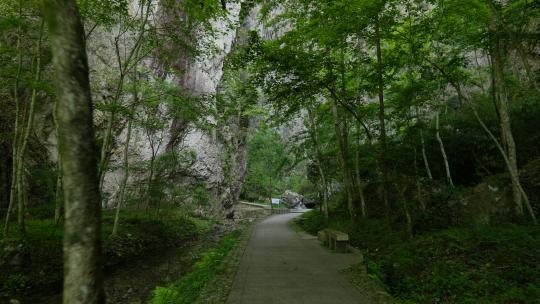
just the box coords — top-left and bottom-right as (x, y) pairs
(226, 213), (369, 304)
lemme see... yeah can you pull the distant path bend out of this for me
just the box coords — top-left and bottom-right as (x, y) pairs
(227, 213), (369, 304)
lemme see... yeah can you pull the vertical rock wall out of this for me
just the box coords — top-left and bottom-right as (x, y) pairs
(99, 1), (267, 213)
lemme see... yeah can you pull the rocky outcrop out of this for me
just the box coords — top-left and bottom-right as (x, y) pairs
(7, 1), (273, 214)
(281, 190), (306, 209)
(452, 180), (514, 227)
(97, 1), (266, 213)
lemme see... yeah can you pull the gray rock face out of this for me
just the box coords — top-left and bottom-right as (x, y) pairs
(280, 190), (306, 209)
(30, 1), (278, 214)
(90, 1), (260, 211)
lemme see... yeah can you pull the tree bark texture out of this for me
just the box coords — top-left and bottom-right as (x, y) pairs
(43, 0), (105, 302)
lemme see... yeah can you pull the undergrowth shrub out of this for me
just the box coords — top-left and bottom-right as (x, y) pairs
(297, 210), (540, 304)
(150, 230), (242, 304)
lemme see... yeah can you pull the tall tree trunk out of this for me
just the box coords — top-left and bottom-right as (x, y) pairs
(414, 147), (426, 212)
(43, 1), (105, 302)
(3, 1), (23, 237)
(14, 19), (45, 235)
(308, 108), (329, 221)
(399, 180), (413, 238)
(332, 101), (356, 222)
(470, 95), (536, 223)
(112, 118), (132, 235)
(355, 126), (367, 219)
(375, 15), (390, 216)
(98, 110), (115, 192)
(435, 112), (454, 187)
(491, 20), (524, 217)
(145, 154), (155, 211)
(420, 129), (433, 180)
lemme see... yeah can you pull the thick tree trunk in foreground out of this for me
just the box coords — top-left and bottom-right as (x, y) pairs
(43, 0), (105, 303)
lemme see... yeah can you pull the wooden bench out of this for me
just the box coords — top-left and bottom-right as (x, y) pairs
(317, 229), (330, 245)
(317, 229), (349, 253)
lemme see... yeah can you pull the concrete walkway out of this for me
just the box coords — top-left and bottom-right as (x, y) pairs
(227, 213), (369, 304)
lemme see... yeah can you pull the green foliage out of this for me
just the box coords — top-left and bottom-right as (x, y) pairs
(150, 230), (242, 304)
(77, 0), (129, 28)
(243, 124), (298, 200)
(377, 225), (540, 303)
(295, 210), (327, 235)
(0, 210), (203, 300)
(298, 211), (540, 304)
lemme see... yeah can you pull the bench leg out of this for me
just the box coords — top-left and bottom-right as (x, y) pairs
(335, 241), (348, 253)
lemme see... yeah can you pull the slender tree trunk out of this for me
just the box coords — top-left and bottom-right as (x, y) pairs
(269, 174), (273, 211)
(98, 0), (152, 193)
(355, 126), (367, 219)
(470, 97), (536, 223)
(375, 15), (390, 216)
(399, 181), (413, 238)
(427, 59), (537, 224)
(435, 112), (454, 187)
(491, 22), (524, 217)
(3, 2), (23, 237)
(14, 19), (45, 235)
(332, 101), (356, 222)
(308, 108), (329, 221)
(54, 161), (63, 224)
(112, 118), (132, 235)
(414, 147), (426, 212)
(43, 1), (105, 302)
(145, 155), (155, 211)
(98, 110), (115, 192)
(420, 129), (433, 180)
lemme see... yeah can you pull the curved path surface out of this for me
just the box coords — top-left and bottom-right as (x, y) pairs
(227, 213), (369, 304)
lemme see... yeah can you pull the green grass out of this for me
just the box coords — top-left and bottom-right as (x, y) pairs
(297, 211), (540, 304)
(0, 206), (206, 300)
(150, 230), (242, 304)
